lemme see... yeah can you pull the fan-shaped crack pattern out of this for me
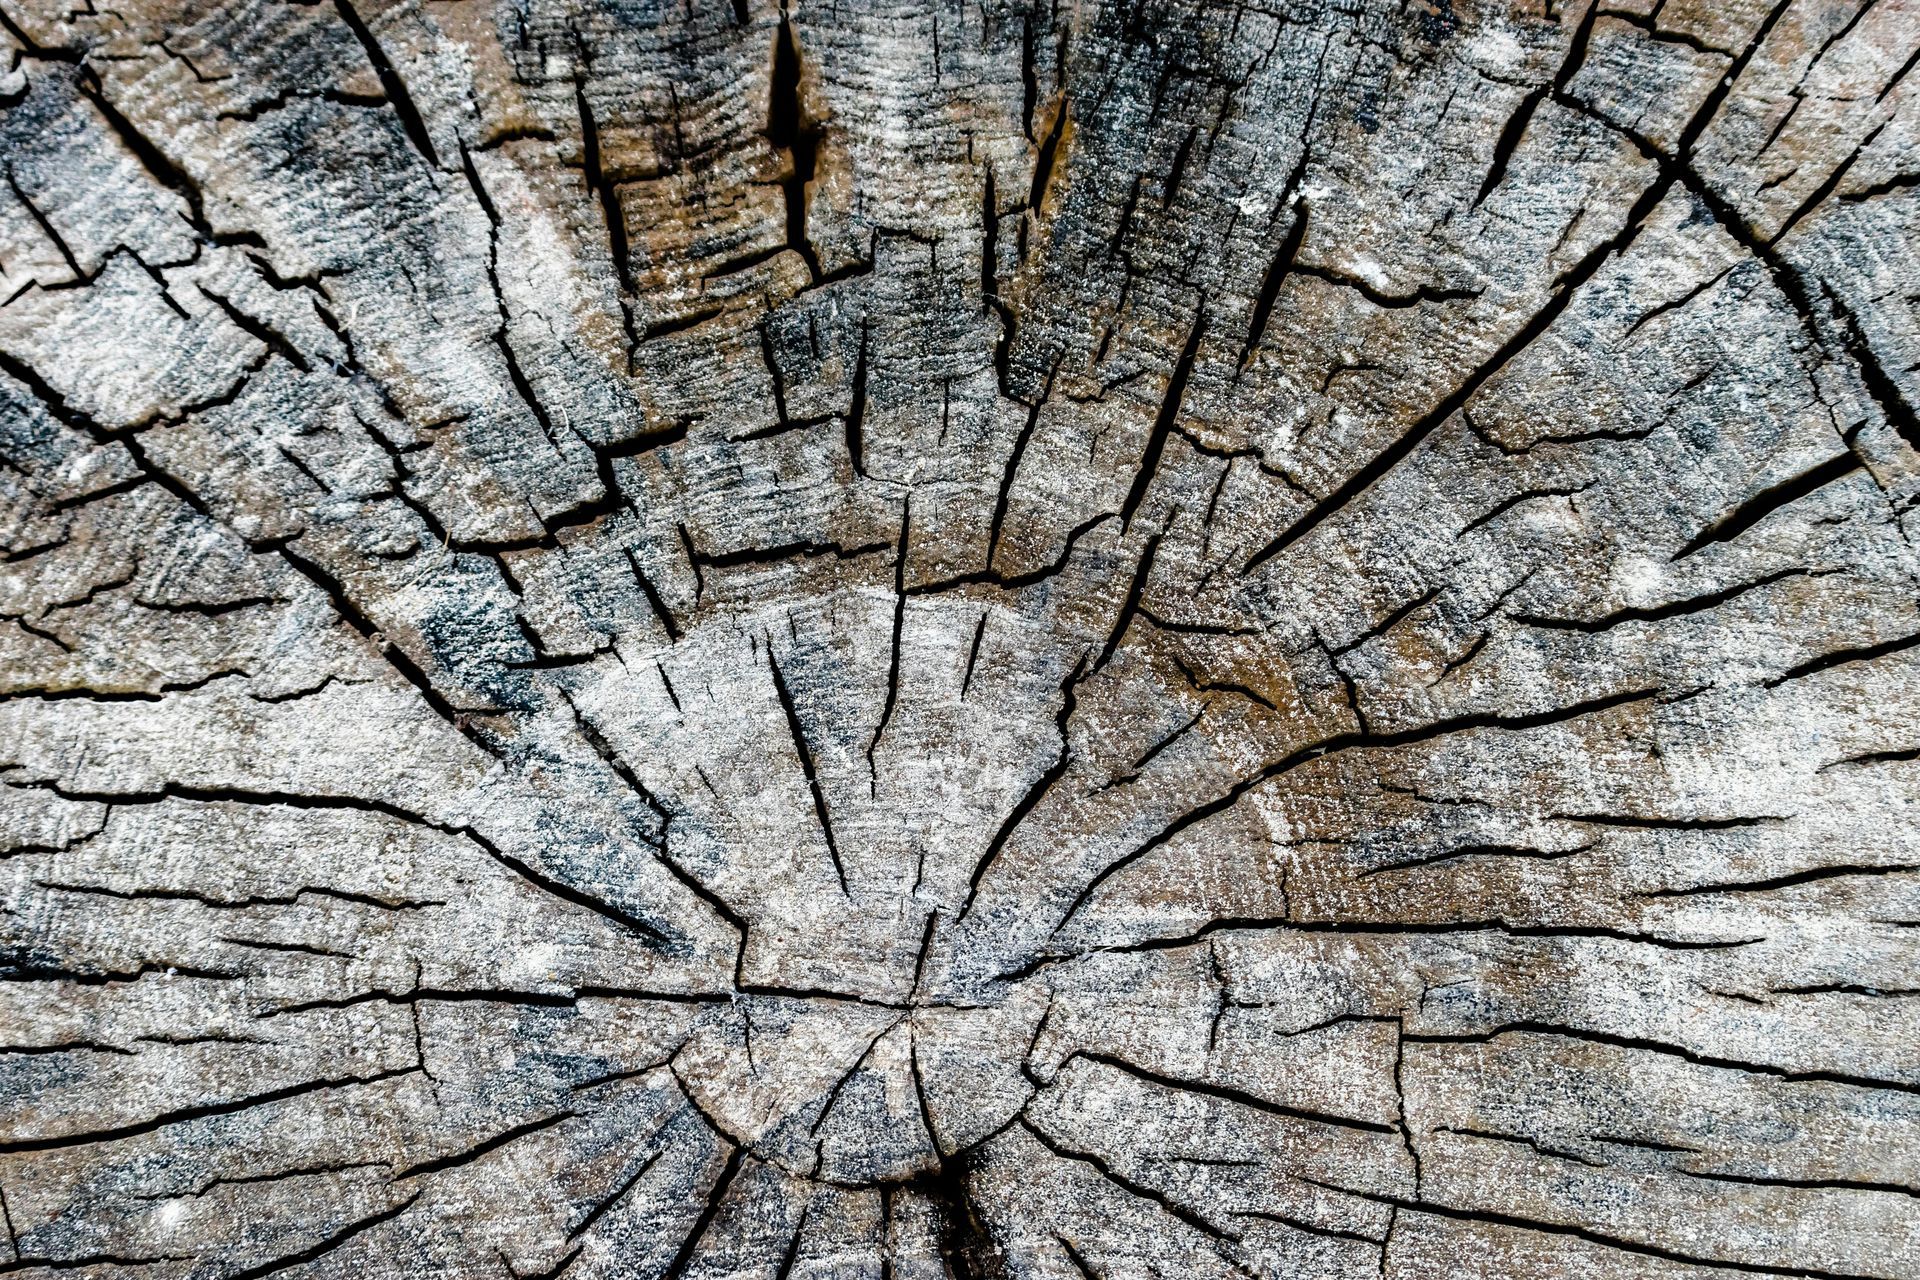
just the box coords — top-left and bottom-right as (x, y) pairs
(3, 0), (1920, 1276)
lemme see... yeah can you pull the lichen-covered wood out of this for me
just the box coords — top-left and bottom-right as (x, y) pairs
(3, 0), (1919, 1274)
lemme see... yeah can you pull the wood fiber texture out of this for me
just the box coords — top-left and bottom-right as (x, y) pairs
(3, 0), (1920, 1274)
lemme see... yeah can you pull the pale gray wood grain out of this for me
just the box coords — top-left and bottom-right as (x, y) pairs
(3, 0), (1919, 1274)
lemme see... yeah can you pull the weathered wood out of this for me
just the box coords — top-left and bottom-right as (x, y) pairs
(3, 0), (1919, 1274)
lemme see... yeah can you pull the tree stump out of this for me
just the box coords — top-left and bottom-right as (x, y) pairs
(4, 0), (1920, 1274)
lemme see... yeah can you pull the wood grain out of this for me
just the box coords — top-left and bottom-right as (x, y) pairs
(3, 0), (1919, 1274)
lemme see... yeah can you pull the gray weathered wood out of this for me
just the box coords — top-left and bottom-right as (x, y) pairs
(3, 0), (1920, 1274)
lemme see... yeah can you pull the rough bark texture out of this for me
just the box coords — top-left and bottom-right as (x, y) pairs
(3, 0), (1920, 1274)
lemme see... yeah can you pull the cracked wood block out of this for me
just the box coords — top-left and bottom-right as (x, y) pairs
(2, 0), (1919, 1275)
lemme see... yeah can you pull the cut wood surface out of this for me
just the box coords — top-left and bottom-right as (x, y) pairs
(3, 0), (1920, 1274)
